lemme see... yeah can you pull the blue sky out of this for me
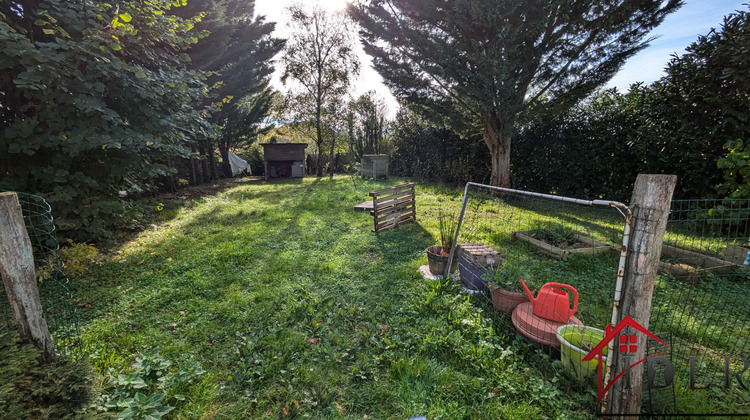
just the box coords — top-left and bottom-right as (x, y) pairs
(256, 0), (749, 116)
(607, 0), (748, 90)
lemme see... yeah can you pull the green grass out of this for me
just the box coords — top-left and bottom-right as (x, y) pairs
(0, 330), (94, 418)
(62, 175), (749, 418)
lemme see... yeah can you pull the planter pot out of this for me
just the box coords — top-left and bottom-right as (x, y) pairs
(458, 254), (487, 290)
(512, 231), (612, 260)
(489, 282), (528, 314)
(556, 325), (607, 383)
(426, 246), (457, 276)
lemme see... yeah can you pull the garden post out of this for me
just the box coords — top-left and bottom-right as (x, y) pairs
(605, 174), (676, 416)
(0, 192), (56, 361)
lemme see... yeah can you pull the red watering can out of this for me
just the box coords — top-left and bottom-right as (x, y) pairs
(519, 280), (578, 323)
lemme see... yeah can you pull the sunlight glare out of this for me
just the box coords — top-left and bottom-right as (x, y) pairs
(317, 0), (349, 12)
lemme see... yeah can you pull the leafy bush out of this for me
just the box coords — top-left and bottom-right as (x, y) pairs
(390, 109), (490, 185)
(93, 348), (205, 419)
(484, 264), (535, 293)
(0, 0), (213, 243)
(514, 8), (750, 201)
(60, 241), (101, 277)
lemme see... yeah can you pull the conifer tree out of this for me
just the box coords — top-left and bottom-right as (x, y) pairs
(350, 0), (681, 187)
(178, 0), (284, 178)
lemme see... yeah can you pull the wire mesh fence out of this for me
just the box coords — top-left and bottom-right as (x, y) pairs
(439, 185), (750, 415)
(440, 183), (628, 406)
(0, 190), (80, 358)
(649, 199), (750, 397)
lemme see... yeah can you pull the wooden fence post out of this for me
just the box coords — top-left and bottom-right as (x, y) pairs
(0, 192), (56, 361)
(605, 174), (676, 416)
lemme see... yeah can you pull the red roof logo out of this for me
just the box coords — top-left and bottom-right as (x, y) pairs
(582, 315), (671, 403)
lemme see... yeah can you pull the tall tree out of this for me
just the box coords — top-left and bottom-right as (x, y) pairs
(347, 91), (388, 162)
(670, 8), (750, 198)
(349, 0), (681, 187)
(281, 3), (360, 176)
(176, 0), (284, 178)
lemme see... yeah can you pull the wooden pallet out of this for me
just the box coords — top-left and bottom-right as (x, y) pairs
(369, 183), (416, 232)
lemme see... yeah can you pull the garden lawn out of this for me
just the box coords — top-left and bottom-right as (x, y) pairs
(72, 176), (599, 419)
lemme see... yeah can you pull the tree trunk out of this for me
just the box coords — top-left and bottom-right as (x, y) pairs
(481, 112), (512, 187)
(316, 115), (324, 177)
(0, 192), (56, 361)
(164, 157), (177, 192)
(206, 139), (218, 180)
(605, 174), (677, 416)
(199, 141), (210, 183)
(218, 137), (232, 178)
(188, 145), (199, 186)
(328, 133), (336, 179)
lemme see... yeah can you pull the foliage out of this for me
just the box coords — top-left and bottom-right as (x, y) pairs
(281, 3), (360, 176)
(513, 88), (640, 200)
(349, 0), (681, 187)
(389, 108), (490, 185)
(530, 224), (579, 249)
(485, 264), (534, 293)
(0, 0), (214, 242)
(346, 91), (390, 161)
(94, 348), (205, 419)
(437, 208), (457, 252)
(60, 241), (101, 277)
(0, 330), (93, 418)
(176, 0), (284, 178)
(514, 6), (750, 201)
(682, 9), (750, 198)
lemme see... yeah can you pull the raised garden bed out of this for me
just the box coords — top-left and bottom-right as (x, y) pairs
(659, 244), (744, 278)
(512, 230), (612, 260)
(725, 243), (750, 265)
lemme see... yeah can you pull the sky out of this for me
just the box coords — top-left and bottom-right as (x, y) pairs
(254, 0), (749, 118)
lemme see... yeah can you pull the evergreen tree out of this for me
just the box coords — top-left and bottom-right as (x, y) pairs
(349, 0), (681, 187)
(177, 0), (284, 178)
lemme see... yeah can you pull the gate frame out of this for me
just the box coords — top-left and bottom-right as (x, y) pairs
(446, 181), (633, 408)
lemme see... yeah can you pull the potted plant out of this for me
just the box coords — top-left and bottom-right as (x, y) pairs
(426, 209), (458, 276)
(485, 265), (532, 314)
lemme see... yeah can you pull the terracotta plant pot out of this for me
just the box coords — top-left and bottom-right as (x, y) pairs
(426, 246), (457, 276)
(489, 281), (529, 314)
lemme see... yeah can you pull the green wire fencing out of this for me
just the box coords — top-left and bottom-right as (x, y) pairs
(0, 190), (81, 359)
(649, 199), (750, 392)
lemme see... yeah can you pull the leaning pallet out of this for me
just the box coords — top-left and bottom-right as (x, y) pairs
(370, 183), (416, 232)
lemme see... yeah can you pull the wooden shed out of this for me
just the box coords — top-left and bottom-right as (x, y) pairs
(261, 143), (307, 179)
(361, 154), (388, 179)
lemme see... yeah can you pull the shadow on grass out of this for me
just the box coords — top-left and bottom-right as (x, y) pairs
(72, 175), (434, 343)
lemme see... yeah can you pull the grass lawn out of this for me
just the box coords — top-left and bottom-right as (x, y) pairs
(65, 175), (749, 419)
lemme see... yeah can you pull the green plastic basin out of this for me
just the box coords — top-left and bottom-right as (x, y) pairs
(556, 325), (607, 383)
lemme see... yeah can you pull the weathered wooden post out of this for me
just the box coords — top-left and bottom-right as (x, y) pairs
(0, 192), (56, 361)
(605, 174), (676, 416)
